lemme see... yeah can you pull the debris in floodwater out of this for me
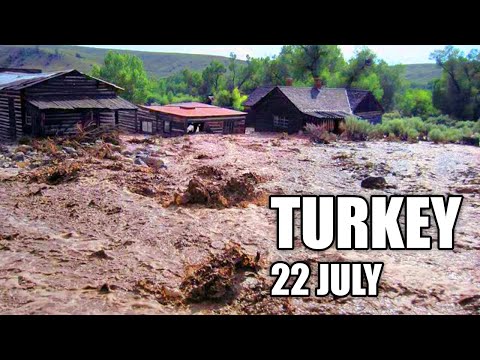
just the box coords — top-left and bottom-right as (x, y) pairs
(180, 244), (261, 303)
(361, 176), (387, 189)
(135, 279), (184, 306)
(195, 165), (224, 180)
(220, 276), (295, 315)
(26, 161), (81, 185)
(194, 153), (211, 160)
(171, 171), (268, 208)
(128, 137), (159, 145)
(99, 283), (112, 293)
(128, 183), (160, 197)
(89, 249), (114, 260)
(458, 294), (480, 313)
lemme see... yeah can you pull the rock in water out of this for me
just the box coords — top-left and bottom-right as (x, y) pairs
(134, 158), (147, 166)
(144, 156), (164, 169)
(63, 146), (77, 155)
(361, 176), (387, 189)
(12, 152), (25, 162)
(16, 145), (33, 154)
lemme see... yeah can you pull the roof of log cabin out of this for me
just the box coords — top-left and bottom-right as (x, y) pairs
(243, 86), (274, 107)
(0, 68), (137, 111)
(27, 95), (137, 111)
(141, 102), (247, 118)
(0, 69), (123, 91)
(244, 86), (383, 118)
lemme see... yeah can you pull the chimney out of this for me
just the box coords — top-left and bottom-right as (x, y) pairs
(313, 77), (323, 89)
(285, 77), (293, 86)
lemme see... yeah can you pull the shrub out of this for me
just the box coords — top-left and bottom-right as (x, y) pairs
(425, 114), (456, 127)
(405, 117), (427, 135)
(428, 128), (446, 143)
(473, 120), (480, 134)
(335, 115), (479, 145)
(382, 111), (402, 121)
(406, 128), (419, 142)
(368, 126), (386, 140)
(343, 116), (372, 141)
(383, 118), (407, 138)
(443, 128), (463, 143)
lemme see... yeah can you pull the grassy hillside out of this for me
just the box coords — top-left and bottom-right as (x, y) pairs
(404, 63), (442, 88)
(0, 45), (444, 87)
(0, 45), (236, 78)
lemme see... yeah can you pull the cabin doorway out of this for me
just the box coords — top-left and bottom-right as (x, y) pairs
(223, 119), (234, 134)
(187, 122), (205, 134)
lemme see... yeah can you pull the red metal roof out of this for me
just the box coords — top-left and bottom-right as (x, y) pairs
(141, 102), (246, 118)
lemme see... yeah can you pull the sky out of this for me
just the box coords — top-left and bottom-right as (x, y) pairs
(82, 45), (480, 64)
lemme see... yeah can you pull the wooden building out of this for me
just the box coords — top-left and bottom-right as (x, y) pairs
(0, 68), (137, 142)
(243, 79), (384, 134)
(139, 102), (246, 136)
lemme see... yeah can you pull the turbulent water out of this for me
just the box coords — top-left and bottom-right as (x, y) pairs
(0, 133), (478, 314)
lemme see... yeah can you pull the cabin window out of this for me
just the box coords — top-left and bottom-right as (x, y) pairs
(164, 119), (171, 133)
(273, 115), (289, 129)
(142, 121), (153, 133)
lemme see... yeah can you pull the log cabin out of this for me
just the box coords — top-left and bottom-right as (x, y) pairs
(243, 78), (384, 134)
(139, 102), (246, 136)
(0, 68), (138, 142)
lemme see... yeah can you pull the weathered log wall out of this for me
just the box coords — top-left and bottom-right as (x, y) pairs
(250, 88), (305, 134)
(42, 111), (84, 136)
(117, 110), (138, 133)
(0, 91), (22, 142)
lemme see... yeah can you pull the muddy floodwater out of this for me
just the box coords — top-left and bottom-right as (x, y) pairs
(0, 132), (479, 314)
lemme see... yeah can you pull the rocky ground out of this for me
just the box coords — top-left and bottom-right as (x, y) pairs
(0, 130), (479, 314)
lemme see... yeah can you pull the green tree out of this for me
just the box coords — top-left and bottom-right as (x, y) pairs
(201, 60), (227, 96)
(231, 87), (248, 110)
(377, 63), (406, 112)
(281, 45), (345, 85)
(398, 89), (437, 118)
(213, 87), (248, 110)
(228, 52), (238, 90)
(214, 89), (232, 108)
(343, 47), (406, 110)
(430, 46), (480, 119)
(91, 51), (150, 104)
(344, 47), (377, 87)
(235, 55), (263, 92)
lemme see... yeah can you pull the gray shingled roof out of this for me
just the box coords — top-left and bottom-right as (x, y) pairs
(245, 86), (355, 118)
(27, 95), (137, 111)
(0, 69), (124, 91)
(243, 86), (274, 107)
(346, 89), (370, 110)
(279, 87), (352, 114)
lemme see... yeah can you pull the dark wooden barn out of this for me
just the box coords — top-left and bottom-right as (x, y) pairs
(243, 81), (384, 134)
(139, 102), (246, 136)
(0, 68), (138, 142)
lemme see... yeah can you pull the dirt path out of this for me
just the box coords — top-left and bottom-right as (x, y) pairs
(0, 133), (478, 314)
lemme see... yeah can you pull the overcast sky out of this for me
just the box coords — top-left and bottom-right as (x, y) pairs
(81, 45), (479, 64)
